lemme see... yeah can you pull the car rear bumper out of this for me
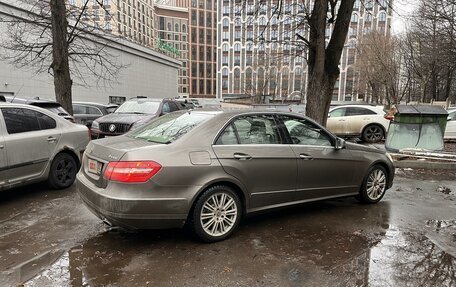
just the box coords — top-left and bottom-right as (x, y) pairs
(76, 173), (188, 229)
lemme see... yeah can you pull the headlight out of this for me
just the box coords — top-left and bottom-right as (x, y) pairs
(91, 121), (99, 130)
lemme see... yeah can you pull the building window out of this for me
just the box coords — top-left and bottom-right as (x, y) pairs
(294, 68), (302, 92)
(234, 54), (240, 66)
(379, 12), (386, 22)
(222, 55), (228, 66)
(223, 18), (229, 28)
(234, 43), (241, 52)
(223, 5), (229, 16)
(234, 68), (240, 91)
(351, 13), (358, 22)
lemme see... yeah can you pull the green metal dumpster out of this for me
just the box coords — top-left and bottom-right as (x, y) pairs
(385, 105), (448, 152)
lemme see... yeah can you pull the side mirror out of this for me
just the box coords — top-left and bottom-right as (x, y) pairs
(335, 137), (346, 150)
(327, 114), (331, 118)
(448, 116), (452, 121)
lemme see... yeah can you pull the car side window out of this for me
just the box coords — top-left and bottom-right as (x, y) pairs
(215, 124), (238, 145)
(36, 111), (57, 130)
(329, 108), (345, 117)
(87, 106), (103, 115)
(1, 108), (43, 134)
(73, 105), (86, 114)
(346, 107), (376, 116)
(233, 115), (281, 144)
(280, 116), (332, 146)
(162, 102), (170, 114)
(168, 102), (179, 112)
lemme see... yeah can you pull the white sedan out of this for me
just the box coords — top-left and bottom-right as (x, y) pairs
(444, 109), (456, 139)
(0, 103), (89, 191)
(327, 105), (390, 143)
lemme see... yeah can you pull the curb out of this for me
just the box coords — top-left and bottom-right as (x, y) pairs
(393, 160), (456, 170)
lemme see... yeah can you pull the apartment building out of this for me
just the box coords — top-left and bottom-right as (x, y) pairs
(188, 0), (217, 98)
(216, 0), (393, 102)
(155, 0), (190, 97)
(67, 0), (156, 47)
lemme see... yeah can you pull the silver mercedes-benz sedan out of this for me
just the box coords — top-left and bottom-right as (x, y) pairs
(77, 110), (394, 242)
(0, 103), (89, 191)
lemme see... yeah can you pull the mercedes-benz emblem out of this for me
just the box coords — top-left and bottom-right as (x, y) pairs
(109, 124), (116, 132)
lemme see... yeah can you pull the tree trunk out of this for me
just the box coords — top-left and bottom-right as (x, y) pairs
(444, 68), (453, 101)
(305, 0), (355, 126)
(50, 0), (73, 115)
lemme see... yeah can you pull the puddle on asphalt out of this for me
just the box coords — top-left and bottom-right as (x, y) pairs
(328, 226), (455, 287)
(24, 222), (456, 287)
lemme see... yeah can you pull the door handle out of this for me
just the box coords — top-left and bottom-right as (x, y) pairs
(0, 145), (4, 149)
(299, 154), (313, 160)
(233, 153), (252, 160)
(338, 119), (346, 122)
(47, 136), (57, 143)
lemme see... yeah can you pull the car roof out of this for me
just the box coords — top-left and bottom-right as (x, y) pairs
(7, 96), (60, 105)
(0, 102), (63, 116)
(73, 101), (117, 107)
(330, 104), (384, 111)
(126, 97), (168, 102)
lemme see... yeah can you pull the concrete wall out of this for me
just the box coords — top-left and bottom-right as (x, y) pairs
(0, 2), (181, 104)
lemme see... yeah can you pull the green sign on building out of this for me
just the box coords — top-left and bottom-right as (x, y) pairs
(157, 39), (180, 57)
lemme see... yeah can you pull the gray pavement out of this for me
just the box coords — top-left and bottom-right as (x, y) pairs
(0, 173), (455, 287)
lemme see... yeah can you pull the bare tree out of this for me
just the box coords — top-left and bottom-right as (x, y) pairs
(244, 0), (376, 125)
(355, 31), (410, 105)
(0, 0), (125, 114)
(401, 0), (456, 103)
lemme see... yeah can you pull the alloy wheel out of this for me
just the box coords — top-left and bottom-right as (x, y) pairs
(200, 192), (238, 237)
(366, 169), (387, 201)
(364, 125), (384, 143)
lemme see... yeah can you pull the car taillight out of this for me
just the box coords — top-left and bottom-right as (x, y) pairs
(104, 161), (162, 182)
(384, 115), (394, 121)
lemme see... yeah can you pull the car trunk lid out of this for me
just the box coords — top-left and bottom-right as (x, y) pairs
(82, 136), (160, 188)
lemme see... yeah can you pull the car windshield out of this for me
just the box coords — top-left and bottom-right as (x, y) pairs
(115, 100), (160, 114)
(129, 111), (214, 144)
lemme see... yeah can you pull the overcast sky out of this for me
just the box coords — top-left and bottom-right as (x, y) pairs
(392, 0), (419, 34)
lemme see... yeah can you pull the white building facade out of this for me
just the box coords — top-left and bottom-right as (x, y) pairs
(216, 0), (393, 102)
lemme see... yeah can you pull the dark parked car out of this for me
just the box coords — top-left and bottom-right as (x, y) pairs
(73, 102), (118, 128)
(90, 97), (181, 138)
(77, 110), (395, 242)
(5, 96), (75, 122)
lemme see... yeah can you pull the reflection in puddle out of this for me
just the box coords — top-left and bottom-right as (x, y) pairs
(24, 206), (455, 287)
(332, 225), (456, 287)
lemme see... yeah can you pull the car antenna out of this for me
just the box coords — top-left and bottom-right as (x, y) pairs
(10, 84), (24, 102)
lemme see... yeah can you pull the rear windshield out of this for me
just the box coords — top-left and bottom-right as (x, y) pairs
(128, 111), (214, 144)
(115, 100), (159, 114)
(106, 106), (117, 113)
(32, 103), (70, 116)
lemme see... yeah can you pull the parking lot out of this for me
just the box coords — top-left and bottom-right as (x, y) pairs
(0, 170), (454, 287)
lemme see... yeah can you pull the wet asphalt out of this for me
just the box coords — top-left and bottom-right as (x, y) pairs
(0, 172), (455, 287)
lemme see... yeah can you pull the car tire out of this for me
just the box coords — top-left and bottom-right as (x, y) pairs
(361, 124), (384, 143)
(358, 165), (388, 204)
(190, 185), (242, 243)
(47, 153), (78, 190)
